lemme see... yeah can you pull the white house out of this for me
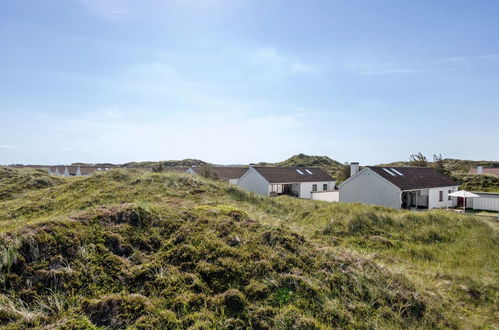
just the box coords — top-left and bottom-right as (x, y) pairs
(187, 166), (248, 185)
(237, 166), (336, 200)
(339, 163), (459, 209)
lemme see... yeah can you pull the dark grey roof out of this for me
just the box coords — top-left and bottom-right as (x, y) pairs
(192, 167), (248, 181)
(368, 167), (457, 190)
(254, 167), (333, 183)
(163, 167), (189, 173)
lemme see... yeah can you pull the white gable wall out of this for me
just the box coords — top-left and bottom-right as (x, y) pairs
(299, 181), (336, 199)
(339, 168), (401, 209)
(428, 186), (459, 209)
(236, 168), (270, 196)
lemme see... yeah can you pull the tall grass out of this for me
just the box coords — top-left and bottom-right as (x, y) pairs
(0, 168), (497, 328)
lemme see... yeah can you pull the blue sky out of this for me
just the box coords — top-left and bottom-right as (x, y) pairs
(1, 0), (498, 165)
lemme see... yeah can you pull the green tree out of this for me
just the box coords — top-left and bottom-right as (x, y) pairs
(199, 167), (219, 180)
(336, 163), (351, 182)
(409, 153), (428, 167)
(432, 154), (449, 176)
(152, 164), (164, 172)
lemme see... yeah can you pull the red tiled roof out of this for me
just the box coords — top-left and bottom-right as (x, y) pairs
(468, 168), (499, 177)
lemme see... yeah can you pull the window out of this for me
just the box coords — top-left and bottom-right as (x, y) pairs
(305, 169), (313, 174)
(439, 191), (443, 202)
(323, 184), (328, 191)
(448, 190), (452, 201)
(312, 184), (317, 192)
(296, 169), (304, 175)
(391, 168), (404, 176)
(382, 168), (396, 176)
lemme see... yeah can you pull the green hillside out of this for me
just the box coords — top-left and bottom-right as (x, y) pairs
(443, 159), (499, 173)
(0, 168), (497, 328)
(123, 159), (210, 168)
(0, 167), (64, 201)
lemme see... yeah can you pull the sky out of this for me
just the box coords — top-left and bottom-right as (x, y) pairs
(1, 0), (498, 165)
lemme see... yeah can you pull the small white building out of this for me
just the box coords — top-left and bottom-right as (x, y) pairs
(237, 166), (336, 200)
(339, 164), (459, 210)
(187, 166), (248, 185)
(468, 192), (499, 212)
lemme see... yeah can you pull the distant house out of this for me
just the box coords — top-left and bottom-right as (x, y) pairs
(48, 166), (63, 176)
(48, 166), (103, 177)
(187, 166), (248, 184)
(237, 166), (336, 200)
(468, 166), (499, 178)
(339, 163), (459, 209)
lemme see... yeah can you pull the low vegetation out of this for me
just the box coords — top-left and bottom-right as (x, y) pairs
(451, 173), (499, 192)
(123, 159), (210, 168)
(0, 168), (497, 328)
(0, 167), (64, 201)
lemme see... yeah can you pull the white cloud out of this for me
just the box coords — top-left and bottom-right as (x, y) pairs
(247, 47), (321, 77)
(347, 62), (427, 75)
(0, 145), (17, 149)
(437, 54), (499, 64)
(77, 0), (135, 20)
(290, 62), (319, 74)
(348, 53), (499, 76)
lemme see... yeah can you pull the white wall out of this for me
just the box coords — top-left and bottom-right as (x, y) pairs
(299, 181), (335, 199)
(428, 186), (459, 209)
(312, 191), (339, 202)
(236, 168), (270, 196)
(339, 168), (401, 209)
(472, 193), (499, 212)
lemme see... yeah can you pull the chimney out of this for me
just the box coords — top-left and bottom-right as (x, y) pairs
(477, 166), (483, 175)
(350, 162), (360, 177)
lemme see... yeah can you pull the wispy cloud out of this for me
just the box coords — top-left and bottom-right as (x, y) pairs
(347, 62), (427, 75)
(348, 53), (499, 75)
(77, 0), (135, 20)
(247, 47), (321, 77)
(0, 145), (17, 149)
(437, 54), (499, 64)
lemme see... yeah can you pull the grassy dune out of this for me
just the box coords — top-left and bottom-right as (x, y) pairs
(0, 168), (497, 328)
